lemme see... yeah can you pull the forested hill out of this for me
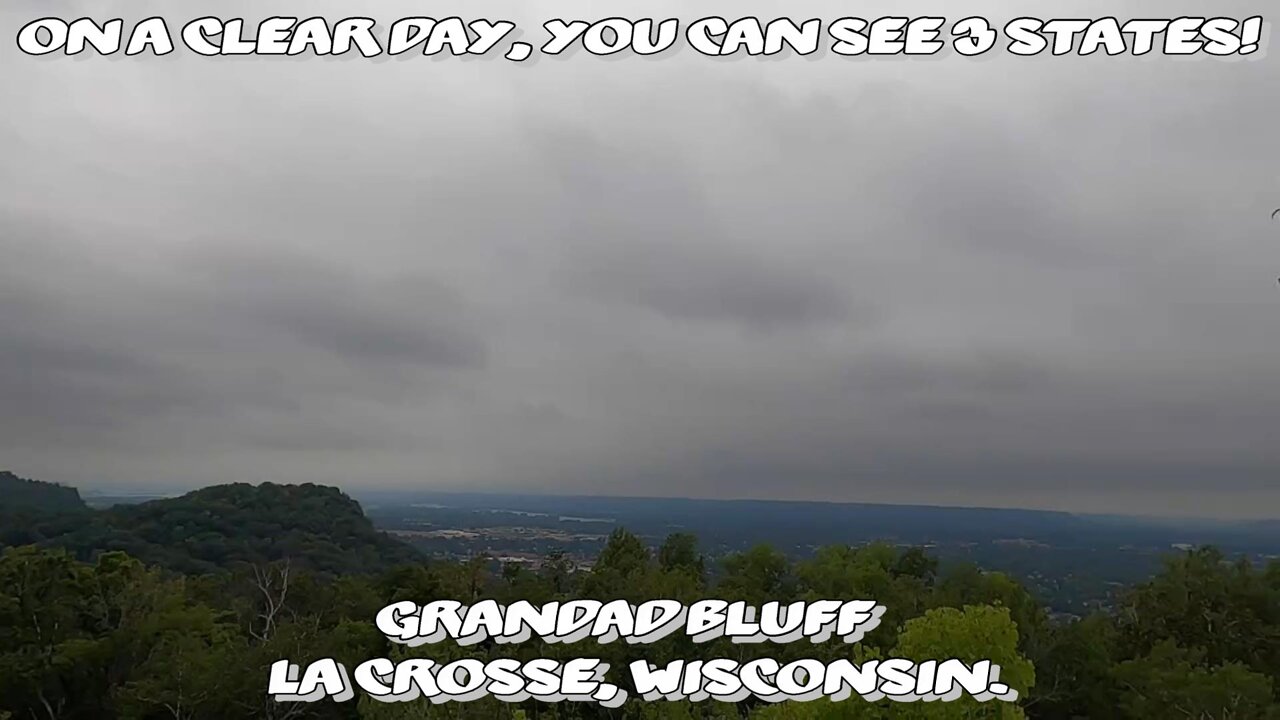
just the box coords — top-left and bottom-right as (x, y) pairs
(0, 479), (420, 575)
(0, 470), (87, 512)
(1, 474), (1279, 717)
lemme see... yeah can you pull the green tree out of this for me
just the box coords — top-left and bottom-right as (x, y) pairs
(1116, 547), (1279, 677)
(890, 605), (1035, 719)
(581, 528), (653, 601)
(720, 545), (795, 605)
(658, 533), (706, 584)
(1025, 613), (1119, 720)
(1112, 640), (1278, 719)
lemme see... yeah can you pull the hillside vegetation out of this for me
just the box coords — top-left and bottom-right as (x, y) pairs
(1, 475), (1278, 719)
(0, 470), (87, 513)
(0, 479), (420, 574)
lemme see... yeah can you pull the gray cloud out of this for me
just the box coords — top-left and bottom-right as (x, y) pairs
(2, 0), (1279, 517)
(537, 124), (858, 330)
(188, 251), (488, 369)
(563, 236), (859, 331)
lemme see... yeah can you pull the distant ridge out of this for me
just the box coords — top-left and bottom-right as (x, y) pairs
(358, 488), (1084, 519)
(0, 477), (420, 575)
(0, 470), (87, 513)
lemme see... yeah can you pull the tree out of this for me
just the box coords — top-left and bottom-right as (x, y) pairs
(890, 605), (1035, 719)
(1113, 640), (1278, 719)
(1025, 614), (1119, 720)
(1115, 547), (1279, 677)
(581, 528), (653, 601)
(931, 565), (1047, 657)
(893, 548), (939, 586)
(596, 528), (651, 577)
(539, 550), (578, 597)
(720, 545), (794, 605)
(659, 533), (706, 582)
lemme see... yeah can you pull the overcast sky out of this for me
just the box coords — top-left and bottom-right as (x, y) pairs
(3, 1), (1279, 517)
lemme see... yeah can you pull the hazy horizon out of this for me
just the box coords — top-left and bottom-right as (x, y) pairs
(61, 476), (1276, 523)
(5, 1), (1280, 519)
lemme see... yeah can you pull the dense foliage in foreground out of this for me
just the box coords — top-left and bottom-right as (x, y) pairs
(1, 484), (1278, 719)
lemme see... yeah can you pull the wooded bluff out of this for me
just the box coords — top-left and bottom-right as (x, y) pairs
(1, 476), (1278, 718)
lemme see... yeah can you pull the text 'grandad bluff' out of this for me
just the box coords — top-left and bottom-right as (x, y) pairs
(266, 599), (1022, 706)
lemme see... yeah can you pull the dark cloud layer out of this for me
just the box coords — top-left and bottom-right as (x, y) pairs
(2, 0), (1279, 516)
(191, 252), (488, 368)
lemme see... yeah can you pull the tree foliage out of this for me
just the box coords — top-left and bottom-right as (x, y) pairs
(0, 482), (420, 576)
(0, 482), (1277, 718)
